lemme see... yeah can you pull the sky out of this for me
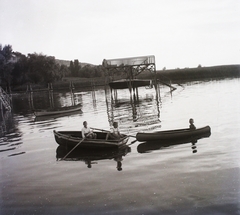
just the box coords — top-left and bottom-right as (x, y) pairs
(0, 0), (239, 69)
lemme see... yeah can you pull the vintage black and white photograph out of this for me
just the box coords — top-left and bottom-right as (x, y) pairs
(0, 1), (240, 214)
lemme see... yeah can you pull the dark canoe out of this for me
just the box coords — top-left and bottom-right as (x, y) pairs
(53, 130), (129, 148)
(109, 79), (152, 89)
(137, 131), (211, 153)
(34, 104), (82, 117)
(136, 126), (211, 142)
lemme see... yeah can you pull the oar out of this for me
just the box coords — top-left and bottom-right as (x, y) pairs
(128, 135), (136, 138)
(60, 138), (85, 161)
(127, 139), (138, 146)
(91, 127), (136, 141)
(90, 127), (109, 133)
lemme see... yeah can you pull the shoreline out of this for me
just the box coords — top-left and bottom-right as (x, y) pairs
(156, 64), (240, 83)
(9, 64), (240, 92)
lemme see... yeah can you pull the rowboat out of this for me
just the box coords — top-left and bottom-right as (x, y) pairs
(136, 126), (211, 142)
(34, 110), (81, 122)
(53, 130), (129, 148)
(34, 104), (82, 117)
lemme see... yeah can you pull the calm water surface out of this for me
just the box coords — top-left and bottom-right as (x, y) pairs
(0, 78), (240, 215)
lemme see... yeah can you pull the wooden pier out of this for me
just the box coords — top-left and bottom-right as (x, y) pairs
(103, 55), (160, 99)
(0, 87), (12, 136)
(102, 55), (177, 101)
(0, 87), (11, 111)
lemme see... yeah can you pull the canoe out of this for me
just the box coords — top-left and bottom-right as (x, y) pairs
(53, 130), (129, 148)
(109, 79), (152, 89)
(137, 131), (211, 153)
(34, 104), (82, 117)
(136, 126), (211, 142)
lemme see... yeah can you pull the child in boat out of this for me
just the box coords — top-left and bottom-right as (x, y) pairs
(82, 121), (97, 139)
(107, 121), (122, 140)
(189, 118), (196, 130)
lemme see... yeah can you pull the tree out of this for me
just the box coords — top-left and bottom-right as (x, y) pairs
(94, 65), (105, 77)
(0, 44), (14, 89)
(11, 52), (28, 85)
(27, 53), (60, 84)
(73, 59), (81, 76)
(79, 65), (95, 78)
(1, 44), (80, 87)
(69, 59), (81, 77)
(69, 61), (74, 76)
(58, 64), (70, 80)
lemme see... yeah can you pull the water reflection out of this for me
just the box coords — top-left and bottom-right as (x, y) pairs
(16, 89), (83, 114)
(0, 131), (24, 157)
(0, 110), (18, 137)
(56, 145), (131, 171)
(2, 79), (240, 214)
(137, 133), (211, 154)
(104, 86), (161, 132)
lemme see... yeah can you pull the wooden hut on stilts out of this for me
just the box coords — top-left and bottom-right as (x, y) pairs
(102, 55), (159, 101)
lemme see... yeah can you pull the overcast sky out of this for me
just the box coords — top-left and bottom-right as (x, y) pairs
(0, 0), (239, 69)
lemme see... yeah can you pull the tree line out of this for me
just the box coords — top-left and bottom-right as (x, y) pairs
(0, 44), (105, 89)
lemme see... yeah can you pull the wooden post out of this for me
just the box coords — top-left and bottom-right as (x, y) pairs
(0, 100), (4, 136)
(69, 81), (75, 106)
(48, 83), (54, 108)
(114, 89), (117, 100)
(27, 84), (34, 110)
(110, 87), (114, 101)
(0, 101), (3, 120)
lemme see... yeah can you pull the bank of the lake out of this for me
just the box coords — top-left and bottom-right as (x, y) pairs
(147, 64), (240, 83)
(10, 64), (240, 92)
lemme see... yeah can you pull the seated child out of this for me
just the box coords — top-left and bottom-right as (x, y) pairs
(106, 122), (122, 140)
(189, 118), (196, 130)
(82, 121), (97, 139)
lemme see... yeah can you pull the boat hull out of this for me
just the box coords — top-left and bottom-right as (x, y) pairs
(136, 126), (211, 142)
(53, 130), (129, 148)
(34, 104), (82, 117)
(109, 79), (152, 89)
(137, 131), (211, 153)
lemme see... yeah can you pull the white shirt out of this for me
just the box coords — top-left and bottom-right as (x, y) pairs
(110, 126), (119, 135)
(82, 127), (91, 138)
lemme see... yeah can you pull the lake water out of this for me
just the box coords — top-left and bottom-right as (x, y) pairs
(0, 78), (240, 215)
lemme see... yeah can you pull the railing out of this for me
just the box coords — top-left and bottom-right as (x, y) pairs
(157, 74), (177, 91)
(103, 55), (155, 68)
(0, 87), (11, 111)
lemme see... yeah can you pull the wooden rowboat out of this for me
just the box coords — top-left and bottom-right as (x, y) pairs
(53, 130), (129, 148)
(136, 126), (211, 142)
(34, 104), (82, 117)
